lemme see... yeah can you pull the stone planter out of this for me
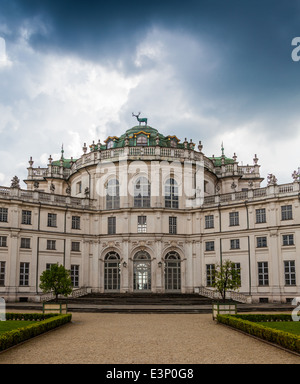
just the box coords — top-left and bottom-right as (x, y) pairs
(43, 303), (68, 314)
(212, 302), (237, 320)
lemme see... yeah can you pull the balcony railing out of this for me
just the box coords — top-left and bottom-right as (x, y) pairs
(0, 187), (93, 208)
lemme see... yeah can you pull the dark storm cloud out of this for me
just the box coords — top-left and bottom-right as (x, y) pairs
(2, 0), (300, 136)
(3, 1), (300, 106)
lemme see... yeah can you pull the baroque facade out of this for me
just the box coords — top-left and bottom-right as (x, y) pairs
(0, 122), (299, 303)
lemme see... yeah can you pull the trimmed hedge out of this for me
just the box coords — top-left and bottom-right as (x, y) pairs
(0, 313), (72, 352)
(217, 314), (300, 354)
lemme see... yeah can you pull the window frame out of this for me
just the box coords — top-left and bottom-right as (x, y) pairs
(205, 241), (215, 252)
(282, 234), (294, 246)
(19, 262), (30, 286)
(72, 216), (81, 230)
(284, 260), (296, 286)
(22, 210), (32, 225)
(20, 238), (31, 249)
(137, 216), (147, 233)
(47, 239), (56, 250)
(47, 213), (57, 227)
(229, 211), (239, 226)
(230, 239), (240, 249)
(258, 261), (269, 286)
(108, 216), (116, 235)
(256, 208), (266, 224)
(205, 215), (214, 229)
(281, 205), (293, 221)
(0, 208), (8, 223)
(169, 216), (177, 235)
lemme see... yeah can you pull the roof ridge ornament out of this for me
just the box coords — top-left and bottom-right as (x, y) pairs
(132, 112), (148, 126)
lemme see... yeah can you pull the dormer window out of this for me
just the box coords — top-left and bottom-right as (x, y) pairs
(136, 135), (148, 146)
(107, 140), (114, 149)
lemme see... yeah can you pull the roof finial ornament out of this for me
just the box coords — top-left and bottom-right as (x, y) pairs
(132, 112), (148, 126)
(221, 142), (225, 157)
(61, 144), (64, 160)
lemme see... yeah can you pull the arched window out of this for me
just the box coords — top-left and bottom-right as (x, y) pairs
(133, 251), (151, 291)
(165, 178), (179, 208)
(107, 140), (114, 149)
(134, 176), (150, 208)
(106, 179), (120, 209)
(104, 252), (120, 291)
(136, 135), (148, 146)
(164, 252), (181, 291)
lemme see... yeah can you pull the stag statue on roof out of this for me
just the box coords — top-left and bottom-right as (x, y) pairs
(132, 112), (148, 126)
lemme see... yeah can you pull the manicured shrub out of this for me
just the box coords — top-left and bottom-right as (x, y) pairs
(0, 313), (72, 351)
(217, 314), (300, 354)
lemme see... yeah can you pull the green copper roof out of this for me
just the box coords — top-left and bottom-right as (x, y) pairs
(208, 156), (234, 167)
(92, 125), (186, 150)
(52, 159), (76, 169)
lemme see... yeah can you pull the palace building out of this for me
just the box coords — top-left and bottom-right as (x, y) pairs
(0, 120), (299, 303)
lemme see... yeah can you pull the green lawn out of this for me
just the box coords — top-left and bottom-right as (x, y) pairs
(260, 321), (300, 336)
(0, 321), (36, 335)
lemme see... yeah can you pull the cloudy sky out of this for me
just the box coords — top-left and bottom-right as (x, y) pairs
(0, 0), (300, 188)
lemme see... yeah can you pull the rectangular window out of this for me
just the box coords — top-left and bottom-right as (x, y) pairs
(282, 234), (294, 246)
(71, 265), (79, 288)
(76, 182), (82, 194)
(19, 262), (29, 286)
(0, 208), (8, 223)
(108, 217), (116, 235)
(71, 241), (80, 252)
(256, 209), (266, 223)
(0, 261), (5, 286)
(169, 217), (177, 234)
(137, 216), (147, 233)
(258, 262), (269, 286)
(47, 213), (57, 227)
(284, 260), (296, 285)
(257, 236), (267, 248)
(229, 212), (239, 226)
(281, 205), (293, 221)
(205, 241), (215, 251)
(205, 215), (214, 229)
(22, 210), (32, 225)
(20, 238), (31, 249)
(47, 240), (56, 250)
(46, 263), (55, 271)
(230, 239), (240, 249)
(206, 264), (215, 287)
(72, 216), (81, 230)
(233, 263), (241, 286)
(0, 236), (7, 247)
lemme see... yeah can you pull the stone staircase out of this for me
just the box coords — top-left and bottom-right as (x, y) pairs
(61, 292), (213, 305)
(51, 292), (215, 313)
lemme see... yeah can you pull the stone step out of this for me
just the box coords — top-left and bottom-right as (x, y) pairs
(57, 293), (213, 306)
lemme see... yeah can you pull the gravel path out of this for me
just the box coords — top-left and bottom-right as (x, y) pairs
(0, 312), (299, 364)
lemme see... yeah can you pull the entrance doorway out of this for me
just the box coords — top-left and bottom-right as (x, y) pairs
(104, 252), (120, 291)
(165, 251), (181, 292)
(133, 251), (151, 291)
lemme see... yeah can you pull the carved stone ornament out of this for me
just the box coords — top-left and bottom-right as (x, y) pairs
(50, 183), (55, 193)
(292, 170), (299, 182)
(267, 173), (277, 186)
(11, 176), (20, 189)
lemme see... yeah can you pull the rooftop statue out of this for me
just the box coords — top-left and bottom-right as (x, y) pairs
(132, 112), (148, 126)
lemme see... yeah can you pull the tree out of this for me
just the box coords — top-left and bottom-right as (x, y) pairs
(212, 260), (241, 302)
(39, 264), (73, 302)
